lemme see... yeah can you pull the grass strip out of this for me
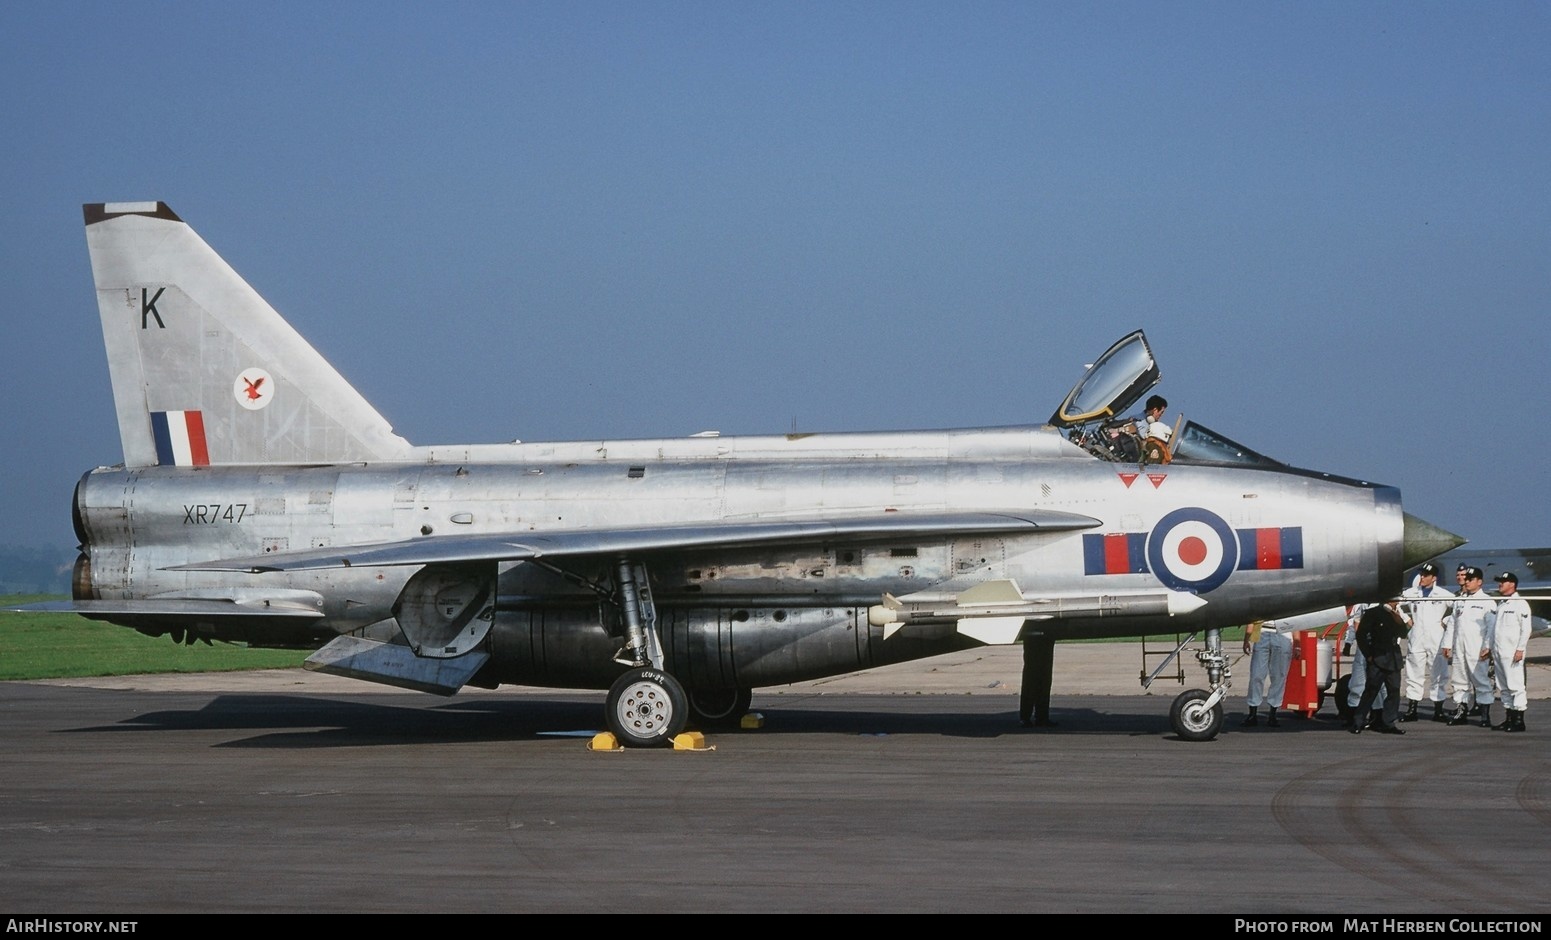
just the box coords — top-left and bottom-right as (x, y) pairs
(0, 595), (306, 680)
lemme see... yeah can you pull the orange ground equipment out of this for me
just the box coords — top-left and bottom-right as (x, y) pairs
(1280, 630), (1323, 717)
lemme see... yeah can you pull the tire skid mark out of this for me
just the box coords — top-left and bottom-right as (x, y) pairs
(1271, 752), (1368, 873)
(1333, 755), (1451, 893)
(1274, 750), (1526, 912)
(1514, 764), (1551, 827)
(1371, 752), (1527, 909)
(1379, 754), (1475, 873)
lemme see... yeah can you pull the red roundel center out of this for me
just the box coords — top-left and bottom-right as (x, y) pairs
(1177, 536), (1209, 566)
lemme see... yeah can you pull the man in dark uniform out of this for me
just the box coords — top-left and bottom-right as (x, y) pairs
(1351, 598), (1410, 735)
(1019, 630), (1056, 728)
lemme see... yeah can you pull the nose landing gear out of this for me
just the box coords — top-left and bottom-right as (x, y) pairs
(1168, 627), (1229, 742)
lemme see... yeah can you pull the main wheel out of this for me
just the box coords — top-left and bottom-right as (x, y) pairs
(687, 687), (753, 729)
(1169, 689), (1224, 742)
(606, 668), (688, 748)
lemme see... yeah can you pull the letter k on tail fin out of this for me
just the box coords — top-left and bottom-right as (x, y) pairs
(84, 202), (411, 467)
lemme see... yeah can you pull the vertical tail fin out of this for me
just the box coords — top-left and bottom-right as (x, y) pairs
(84, 202), (411, 467)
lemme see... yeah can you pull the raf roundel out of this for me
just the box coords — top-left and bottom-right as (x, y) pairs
(1145, 507), (1239, 594)
(233, 368), (274, 411)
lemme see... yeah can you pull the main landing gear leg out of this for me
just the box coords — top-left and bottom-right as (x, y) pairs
(605, 559), (688, 747)
(1169, 627), (1228, 742)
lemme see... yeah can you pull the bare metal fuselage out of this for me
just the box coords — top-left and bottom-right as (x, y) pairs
(74, 424), (1403, 692)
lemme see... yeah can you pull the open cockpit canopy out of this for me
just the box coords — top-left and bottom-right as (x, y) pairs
(1049, 330), (1159, 429)
(1052, 330), (1283, 468)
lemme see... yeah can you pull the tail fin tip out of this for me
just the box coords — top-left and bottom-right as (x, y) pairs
(84, 202), (182, 225)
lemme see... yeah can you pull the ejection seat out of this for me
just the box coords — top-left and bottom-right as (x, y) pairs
(1140, 437), (1171, 465)
(1139, 414), (1183, 465)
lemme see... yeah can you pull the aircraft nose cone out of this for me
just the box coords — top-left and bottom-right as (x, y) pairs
(1401, 512), (1466, 569)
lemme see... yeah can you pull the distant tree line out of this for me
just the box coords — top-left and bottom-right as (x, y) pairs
(0, 545), (73, 594)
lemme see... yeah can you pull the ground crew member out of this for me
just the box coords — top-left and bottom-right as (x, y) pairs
(1400, 562), (1454, 721)
(1019, 630), (1056, 728)
(1343, 603), (1386, 726)
(1490, 572), (1532, 732)
(1351, 599), (1410, 734)
(1443, 567), (1496, 726)
(1241, 619), (1294, 727)
(1434, 563), (1471, 722)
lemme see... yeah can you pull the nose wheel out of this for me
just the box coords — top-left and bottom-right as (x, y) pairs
(1169, 688), (1225, 741)
(606, 667), (688, 747)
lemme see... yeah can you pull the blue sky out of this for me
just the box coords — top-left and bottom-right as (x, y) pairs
(2, 2), (1548, 556)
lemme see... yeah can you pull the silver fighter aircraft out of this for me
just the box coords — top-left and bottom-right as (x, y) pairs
(28, 201), (1464, 744)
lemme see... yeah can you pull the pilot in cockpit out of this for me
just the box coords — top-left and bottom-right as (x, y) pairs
(1140, 395), (1171, 446)
(1127, 394), (1173, 464)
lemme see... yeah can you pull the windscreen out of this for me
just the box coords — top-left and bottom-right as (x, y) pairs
(1171, 421), (1283, 467)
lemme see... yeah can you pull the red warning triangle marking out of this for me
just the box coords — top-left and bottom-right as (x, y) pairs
(1147, 474), (1167, 488)
(1118, 473), (1138, 488)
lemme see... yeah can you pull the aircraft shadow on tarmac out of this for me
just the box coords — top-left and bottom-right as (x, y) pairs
(63, 694), (608, 748)
(54, 692), (1353, 748)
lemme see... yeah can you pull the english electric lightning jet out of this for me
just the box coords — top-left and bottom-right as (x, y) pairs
(24, 201), (1465, 745)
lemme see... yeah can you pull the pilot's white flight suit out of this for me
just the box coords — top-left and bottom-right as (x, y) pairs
(1401, 583), (1454, 706)
(1443, 589), (1497, 711)
(1491, 594), (1533, 714)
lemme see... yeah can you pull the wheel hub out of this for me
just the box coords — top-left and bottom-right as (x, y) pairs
(619, 681), (672, 734)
